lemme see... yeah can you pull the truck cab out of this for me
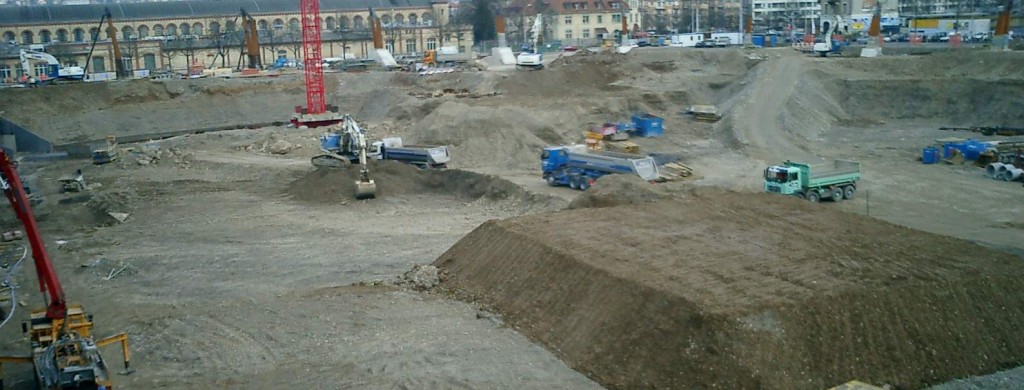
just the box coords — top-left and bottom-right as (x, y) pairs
(541, 146), (571, 174)
(764, 165), (803, 195)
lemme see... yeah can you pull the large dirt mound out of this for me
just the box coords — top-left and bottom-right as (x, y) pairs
(434, 190), (1024, 389)
(408, 101), (574, 170)
(287, 162), (562, 210)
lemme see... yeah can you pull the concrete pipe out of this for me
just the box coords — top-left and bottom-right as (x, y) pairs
(1003, 167), (1023, 182)
(986, 163), (1006, 179)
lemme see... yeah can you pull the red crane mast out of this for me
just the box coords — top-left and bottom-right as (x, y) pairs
(301, 0), (325, 114)
(292, 0), (343, 127)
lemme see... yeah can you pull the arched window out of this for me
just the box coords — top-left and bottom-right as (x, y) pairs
(426, 37), (437, 50)
(405, 38), (416, 53)
(258, 20), (269, 31)
(122, 26), (135, 40)
(21, 30), (33, 44)
(56, 29), (68, 42)
(209, 21), (220, 35)
(2, 31), (14, 43)
(192, 22), (203, 36)
(409, 14), (418, 25)
(353, 16), (364, 29)
(225, 20), (237, 32)
(325, 16), (336, 30)
(89, 27), (99, 41)
(143, 53), (156, 70)
(338, 16), (349, 29)
(153, 24), (164, 36)
(180, 23), (190, 35)
(137, 25), (149, 39)
(381, 15), (391, 25)
(395, 14), (405, 25)
(72, 28), (84, 42)
(288, 18), (299, 32)
(39, 30), (51, 43)
(273, 18), (284, 30)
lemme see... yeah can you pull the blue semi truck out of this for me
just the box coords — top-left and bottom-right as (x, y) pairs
(541, 145), (660, 190)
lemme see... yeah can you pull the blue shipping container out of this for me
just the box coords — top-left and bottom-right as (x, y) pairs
(631, 114), (664, 137)
(922, 147), (939, 164)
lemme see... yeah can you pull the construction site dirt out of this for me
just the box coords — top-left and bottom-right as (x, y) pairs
(0, 47), (1022, 389)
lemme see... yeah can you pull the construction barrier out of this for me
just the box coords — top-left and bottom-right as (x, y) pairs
(792, 42), (814, 52)
(949, 35), (962, 47)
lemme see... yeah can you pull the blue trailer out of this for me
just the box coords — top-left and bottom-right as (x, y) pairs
(541, 145), (660, 190)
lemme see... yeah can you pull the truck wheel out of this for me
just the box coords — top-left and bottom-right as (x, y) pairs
(793, 191), (805, 199)
(568, 175), (580, 190)
(843, 186), (856, 200)
(807, 191), (820, 203)
(579, 177), (591, 191)
(545, 175), (558, 186)
(831, 188), (844, 202)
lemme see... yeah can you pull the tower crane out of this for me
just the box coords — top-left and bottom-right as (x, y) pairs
(291, 0), (344, 128)
(0, 151), (132, 389)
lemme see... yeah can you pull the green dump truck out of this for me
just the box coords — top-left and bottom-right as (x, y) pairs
(764, 160), (861, 202)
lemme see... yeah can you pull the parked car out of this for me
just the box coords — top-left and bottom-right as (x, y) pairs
(563, 45), (579, 52)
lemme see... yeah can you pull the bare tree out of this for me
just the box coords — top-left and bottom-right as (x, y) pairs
(159, 40), (179, 71)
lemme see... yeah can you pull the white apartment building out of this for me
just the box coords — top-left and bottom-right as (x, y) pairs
(751, 0), (826, 29)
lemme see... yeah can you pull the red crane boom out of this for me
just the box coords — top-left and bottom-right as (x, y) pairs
(0, 150), (66, 320)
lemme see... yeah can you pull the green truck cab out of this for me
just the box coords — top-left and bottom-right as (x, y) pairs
(764, 160), (861, 202)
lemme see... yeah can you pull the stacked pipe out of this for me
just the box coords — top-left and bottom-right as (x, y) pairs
(986, 163), (1024, 182)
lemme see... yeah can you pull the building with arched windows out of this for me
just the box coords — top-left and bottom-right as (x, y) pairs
(0, 0), (472, 80)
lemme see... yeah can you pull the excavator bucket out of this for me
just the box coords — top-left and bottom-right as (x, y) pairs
(355, 179), (377, 199)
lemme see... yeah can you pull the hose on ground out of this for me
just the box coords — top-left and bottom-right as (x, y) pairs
(0, 243), (28, 330)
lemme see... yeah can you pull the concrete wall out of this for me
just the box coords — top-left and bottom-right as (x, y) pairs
(0, 117), (54, 154)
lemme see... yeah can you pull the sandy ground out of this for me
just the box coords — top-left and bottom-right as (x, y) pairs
(0, 46), (1021, 388)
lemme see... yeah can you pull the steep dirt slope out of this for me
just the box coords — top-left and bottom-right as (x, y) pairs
(435, 189), (1024, 389)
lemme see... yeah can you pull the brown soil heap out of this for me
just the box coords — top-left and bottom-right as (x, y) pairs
(434, 189), (1024, 389)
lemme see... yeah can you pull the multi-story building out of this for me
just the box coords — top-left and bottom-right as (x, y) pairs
(546, 0), (638, 44)
(0, 0), (471, 81)
(751, 0), (826, 30)
(639, 0), (742, 33)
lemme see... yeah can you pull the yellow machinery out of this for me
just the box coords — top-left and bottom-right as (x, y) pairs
(422, 50), (438, 68)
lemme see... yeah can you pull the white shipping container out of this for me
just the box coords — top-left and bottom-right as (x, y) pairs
(710, 32), (741, 45)
(670, 34), (704, 47)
